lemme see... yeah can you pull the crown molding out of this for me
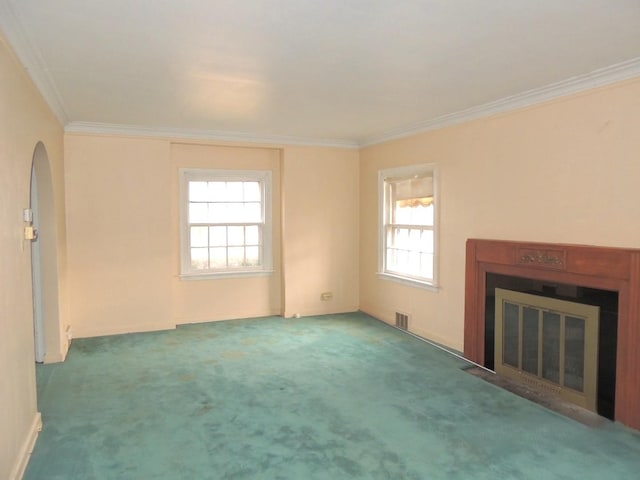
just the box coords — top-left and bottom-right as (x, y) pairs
(360, 57), (640, 147)
(0, 1), (69, 124)
(64, 122), (360, 149)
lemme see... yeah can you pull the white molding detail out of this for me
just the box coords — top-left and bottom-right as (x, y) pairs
(66, 57), (640, 149)
(0, 1), (69, 124)
(360, 57), (640, 147)
(42, 347), (67, 364)
(65, 122), (360, 149)
(9, 411), (42, 480)
(72, 323), (176, 340)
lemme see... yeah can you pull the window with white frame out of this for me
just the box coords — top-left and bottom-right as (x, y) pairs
(180, 169), (272, 277)
(379, 164), (438, 287)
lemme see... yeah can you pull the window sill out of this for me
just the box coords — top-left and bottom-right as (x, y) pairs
(377, 272), (440, 292)
(180, 270), (274, 281)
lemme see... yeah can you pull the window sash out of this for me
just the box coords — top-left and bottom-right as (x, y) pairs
(384, 225), (435, 281)
(379, 164), (437, 286)
(180, 169), (272, 277)
(188, 223), (264, 270)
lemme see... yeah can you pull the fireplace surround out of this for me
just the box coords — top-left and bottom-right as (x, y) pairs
(464, 239), (640, 430)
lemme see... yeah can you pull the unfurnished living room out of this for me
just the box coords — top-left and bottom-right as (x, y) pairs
(2, 1), (640, 479)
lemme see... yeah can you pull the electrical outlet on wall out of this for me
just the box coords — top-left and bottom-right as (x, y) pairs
(320, 292), (333, 301)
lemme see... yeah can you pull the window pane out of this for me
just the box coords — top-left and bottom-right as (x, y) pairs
(421, 230), (434, 254)
(386, 249), (396, 270)
(208, 202), (227, 222)
(228, 246), (244, 266)
(210, 247), (227, 268)
(190, 226), (208, 248)
(244, 202), (262, 222)
(191, 247), (209, 269)
(426, 204), (434, 225)
(420, 253), (433, 278)
(226, 182), (244, 201)
(397, 228), (409, 249)
(415, 204), (434, 226)
(409, 229), (421, 249)
(189, 181), (209, 202)
(209, 226), (227, 247)
(396, 249), (410, 272)
(245, 226), (260, 245)
(244, 182), (261, 201)
(228, 226), (244, 246)
(394, 204), (411, 225)
(189, 203), (208, 223)
(209, 182), (227, 202)
(246, 246), (260, 266)
(408, 251), (421, 275)
(227, 202), (243, 222)
(392, 203), (434, 227)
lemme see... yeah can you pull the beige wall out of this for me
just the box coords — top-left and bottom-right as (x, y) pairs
(0, 33), (66, 480)
(360, 78), (640, 351)
(64, 135), (360, 335)
(64, 135), (174, 337)
(282, 146), (360, 317)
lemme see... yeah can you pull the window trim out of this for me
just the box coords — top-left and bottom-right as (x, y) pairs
(179, 168), (273, 279)
(378, 164), (440, 290)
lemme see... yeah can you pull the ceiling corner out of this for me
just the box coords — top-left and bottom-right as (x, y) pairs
(0, 0), (69, 125)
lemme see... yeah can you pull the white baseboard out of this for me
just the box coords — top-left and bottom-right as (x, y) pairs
(73, 322), (177, 339)
(43, 349), (66, 364)
(10, 412), (42, 480)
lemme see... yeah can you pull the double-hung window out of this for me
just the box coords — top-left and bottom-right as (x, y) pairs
(180, 169), (272, 278)
(379, 164), (438, 288)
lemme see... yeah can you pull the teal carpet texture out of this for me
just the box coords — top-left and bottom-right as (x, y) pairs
(26, 312), (640, 479)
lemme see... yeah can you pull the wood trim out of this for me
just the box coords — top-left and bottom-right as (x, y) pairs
(464, 240), (480, 362)
(464, 238), (640, 430)
(617, 252), (640, 428)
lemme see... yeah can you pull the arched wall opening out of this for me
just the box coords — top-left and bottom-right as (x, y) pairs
(30, 141), (64, 363)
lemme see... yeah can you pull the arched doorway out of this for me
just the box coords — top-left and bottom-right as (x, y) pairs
(30, 142), (63, 363)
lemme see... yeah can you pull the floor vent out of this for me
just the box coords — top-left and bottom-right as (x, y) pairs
(395, 312), (409, 330)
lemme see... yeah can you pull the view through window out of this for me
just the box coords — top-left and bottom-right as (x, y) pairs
(379, 165), (437, 286)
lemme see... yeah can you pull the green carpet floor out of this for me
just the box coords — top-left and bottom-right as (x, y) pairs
(25, 312), (640, 479)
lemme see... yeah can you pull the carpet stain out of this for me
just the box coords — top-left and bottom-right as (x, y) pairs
(222, 350), (246, 360)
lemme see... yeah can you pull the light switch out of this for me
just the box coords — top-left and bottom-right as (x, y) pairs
(24, 226), (38, 240)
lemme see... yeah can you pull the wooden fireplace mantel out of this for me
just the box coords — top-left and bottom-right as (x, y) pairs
(464, 238), (640, 430)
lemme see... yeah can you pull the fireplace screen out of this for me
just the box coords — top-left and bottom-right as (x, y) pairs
(495, 288), (599, 412)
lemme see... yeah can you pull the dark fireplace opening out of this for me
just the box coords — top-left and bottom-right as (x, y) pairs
(484, 273), (618, 420)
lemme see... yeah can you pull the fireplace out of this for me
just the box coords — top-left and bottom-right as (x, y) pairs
(494, 287), (600, 412)
(464, 239), (640, 430)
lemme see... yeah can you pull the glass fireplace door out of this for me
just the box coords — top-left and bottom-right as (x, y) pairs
(494, 288), (599, 412)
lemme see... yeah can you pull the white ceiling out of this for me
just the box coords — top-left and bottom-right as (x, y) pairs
(2, 1), (640, 146)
